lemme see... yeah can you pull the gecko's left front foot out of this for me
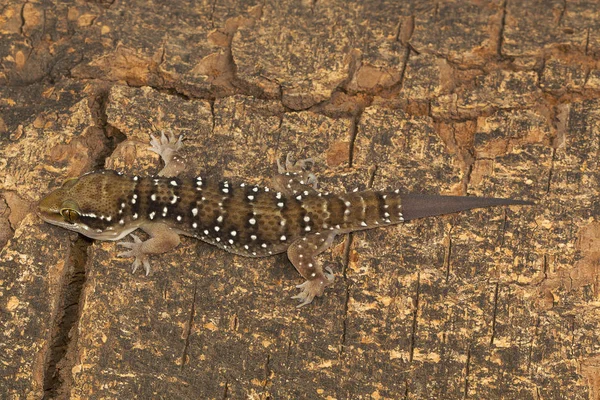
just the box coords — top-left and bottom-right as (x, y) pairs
(149, 130), (185, 177)
(291, 267), (335, 307)
(117, 234), (151, 275)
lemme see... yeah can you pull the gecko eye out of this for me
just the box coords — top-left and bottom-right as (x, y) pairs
(59, 200), (81, 223)
(60, 208), (80, 223)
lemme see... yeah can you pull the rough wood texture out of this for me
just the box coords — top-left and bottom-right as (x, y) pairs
(1, 0), (599, 398)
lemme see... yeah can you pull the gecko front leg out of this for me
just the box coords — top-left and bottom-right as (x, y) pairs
(117, 131), (185, 274)
(117, 222), (181, 275)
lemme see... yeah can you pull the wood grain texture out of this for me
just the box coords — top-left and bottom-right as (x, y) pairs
(1, 0), (599, 398)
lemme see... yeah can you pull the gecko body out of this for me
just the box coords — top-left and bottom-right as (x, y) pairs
(38, 132), (533, 306)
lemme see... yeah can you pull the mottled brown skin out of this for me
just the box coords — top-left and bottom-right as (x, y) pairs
(37, 132), (533, 307)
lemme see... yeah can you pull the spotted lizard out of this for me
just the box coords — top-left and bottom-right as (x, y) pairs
(37, 131), (533, 307)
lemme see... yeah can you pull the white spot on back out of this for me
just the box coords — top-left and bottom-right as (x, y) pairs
(249, 218), (256, 225)
(192, 208), (198, 216)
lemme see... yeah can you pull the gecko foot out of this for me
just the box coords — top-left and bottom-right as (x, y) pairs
(291, 267), (335, 308)
(149, 130), (183, 158)
(277, 153), (318, 188)
(117, 234), (151, 275)
(149, 130), (185, 177)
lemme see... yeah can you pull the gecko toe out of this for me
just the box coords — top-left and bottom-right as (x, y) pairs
(143, 258), (151, 275)
(324, 266), (335, 282)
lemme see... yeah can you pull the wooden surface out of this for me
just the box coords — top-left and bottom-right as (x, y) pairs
(1, 0), (599, 398)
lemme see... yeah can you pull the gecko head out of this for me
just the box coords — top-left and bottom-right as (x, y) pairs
(37, 176), (93, 233)
(37, 171), (136, 240)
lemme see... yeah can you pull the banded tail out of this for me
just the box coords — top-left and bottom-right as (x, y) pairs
(326, 190), (533, 234)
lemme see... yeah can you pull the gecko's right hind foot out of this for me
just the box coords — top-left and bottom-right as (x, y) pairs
(149, 130), (186, 177)
(276, 153), (318, 189)
(277, 152), (313, 174)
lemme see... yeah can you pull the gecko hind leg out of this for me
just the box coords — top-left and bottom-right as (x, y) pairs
(273, 153), (319, 196)
(287, 231), (337, 307)
(149, 130), (186, 177)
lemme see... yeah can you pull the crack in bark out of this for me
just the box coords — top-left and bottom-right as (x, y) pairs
(261, 354), (271, 391)
(222, 378), (229, 399)
(444, 225), (454, 282)
(408, 272), (420, 363)
(339, 232), (353, 356)
(463, 344), (471, 399)
(347, 111), (363, 168)
(556, 0), (567, 25)
(180, 284), (198, 371)
(42, 236), (90, 399)
(490, 282), (500, 346)
(496, 0), (507, 56)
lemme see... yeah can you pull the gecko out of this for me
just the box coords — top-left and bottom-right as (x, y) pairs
(37, 131), (534, 307)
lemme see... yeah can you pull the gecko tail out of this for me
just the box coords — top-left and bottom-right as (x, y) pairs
(400, 194), (534, 221)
